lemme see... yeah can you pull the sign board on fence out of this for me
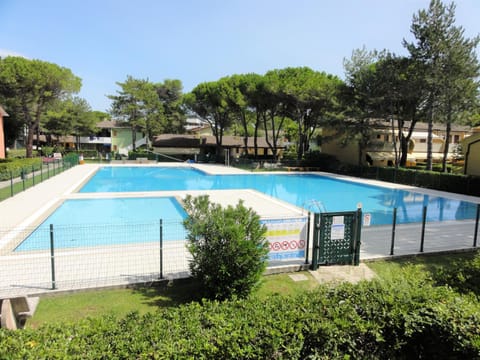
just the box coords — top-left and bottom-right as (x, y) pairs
(363, 213), (371, 227)
(261, 217), (308, 261)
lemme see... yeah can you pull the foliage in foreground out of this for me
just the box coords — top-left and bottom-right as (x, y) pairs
(1, 269), (479, 359)
(183, 195), (269, 300)
(435, 251), (480, 297)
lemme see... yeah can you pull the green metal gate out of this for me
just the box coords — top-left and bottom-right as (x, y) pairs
(311, 209), (362, 270)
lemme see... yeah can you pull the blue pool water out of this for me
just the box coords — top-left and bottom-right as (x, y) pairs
(16, 197), (187, 251)
(78, 167), (478, 226)
(16, 166), (478, 252)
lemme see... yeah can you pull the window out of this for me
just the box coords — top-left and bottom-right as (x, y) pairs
(420, 139), (426, 143)
(454, 135), (460, 144)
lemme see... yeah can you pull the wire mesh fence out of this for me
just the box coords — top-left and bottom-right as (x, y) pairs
(1, 206), (478, 298)
(0, 220), (191, 298)
(0, 159), (76, 201)
(0, 215), (311, 298)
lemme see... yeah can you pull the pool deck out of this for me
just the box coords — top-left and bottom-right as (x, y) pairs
(0, 163), (479, 298)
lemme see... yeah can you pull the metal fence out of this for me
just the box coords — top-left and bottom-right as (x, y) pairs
(0, 215), (311, 298)
(360, 204), (480, 259)
(0, 159), (76, 201)
(1, 206), (478, 298)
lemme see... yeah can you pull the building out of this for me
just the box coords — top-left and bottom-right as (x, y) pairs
(0, 106), (8, 159)
(152, 134), (283, 161)
(96, 120), (146, 155)
(33, 120), (147, 156)
(321, 121), (472, 167)
(461, 126), (480, 176)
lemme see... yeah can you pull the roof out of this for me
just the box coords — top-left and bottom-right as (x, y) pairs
(36, 135), (75, 143)
(96, 120), (130, 129)
(152, 134), (282, 149)
(372, 119), (471, 133)
(0, 105), (9, 117)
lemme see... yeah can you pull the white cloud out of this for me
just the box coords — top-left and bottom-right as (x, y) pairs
(0, 49), (28, 58)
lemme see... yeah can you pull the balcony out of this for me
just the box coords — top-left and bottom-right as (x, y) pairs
(79, 136), (112, 145)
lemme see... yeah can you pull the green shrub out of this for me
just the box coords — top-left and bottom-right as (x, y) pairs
(0, 158), (42, 181)
(40, 146), (54, 157)
(1, 274), (479, 359)
(183, 195), (269, 300)
(435, 251), (480, 296)
(5, 148), (27, 158)
(300, 150), (340, 170)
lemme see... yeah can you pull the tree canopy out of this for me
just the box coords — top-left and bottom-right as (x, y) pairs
(0, 56), (81, 157)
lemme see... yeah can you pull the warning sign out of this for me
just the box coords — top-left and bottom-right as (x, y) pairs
(261, 217), (308, 261)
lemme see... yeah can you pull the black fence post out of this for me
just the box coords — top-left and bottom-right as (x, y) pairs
(50, 224), (56, 290)
(21, 167), (25, 191)
(390, 207), (397, 256)
(311, 213), (320, 270)
(354, 207), (362, 266)
(474, 204), (480, 248)
(40, 162), (43, 182)
(10, 171), (13, 197)
(420, 206), (427, 253)
(159, 219), (163, 280)
(305, 212), (310, 265)
(32, 164), (35, 186)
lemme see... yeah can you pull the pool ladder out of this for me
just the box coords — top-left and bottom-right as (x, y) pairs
(302, 199), (327, 214)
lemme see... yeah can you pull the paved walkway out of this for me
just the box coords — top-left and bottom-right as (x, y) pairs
(0, 163), (478, 298)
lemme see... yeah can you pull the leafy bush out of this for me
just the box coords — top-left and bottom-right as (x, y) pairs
(183, 195), (269, 300)
(2, 273), (480, 359)
(300, 150), (340, 170)
(434, 251), (480, 296)
(368, 166), (480, 196)
(0, 158), (43, 181)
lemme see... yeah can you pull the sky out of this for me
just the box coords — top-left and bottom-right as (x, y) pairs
(1, 0), (479, 112)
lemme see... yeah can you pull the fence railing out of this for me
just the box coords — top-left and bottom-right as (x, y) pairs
(0, 158), (78, 201)
(0, 215), (310, 298)
(1, 206), (478, 298)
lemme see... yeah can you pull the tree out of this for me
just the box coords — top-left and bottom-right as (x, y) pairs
(185, 81), (233, 161)
(375, 54), (428, 167)
(222, 74), (253, 156)
(404, 0), (480, 170)
(342, 48), (386, 166)
(108, 76), (162, 150)
(278, 67), (342, 160)
(182, 195), (269, 300)
(0, 56), (81, 157)
(42, 97), (97, 149)
(154, 79), (185, 134)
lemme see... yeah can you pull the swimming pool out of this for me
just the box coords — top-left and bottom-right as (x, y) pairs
(79, 166), (478, 226)
(15, 197), (188, 251)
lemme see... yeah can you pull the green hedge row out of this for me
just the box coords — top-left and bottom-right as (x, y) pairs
(376, 167), (480, 197)
(0, 158), (43, 181)
(2, 273), (479, 359)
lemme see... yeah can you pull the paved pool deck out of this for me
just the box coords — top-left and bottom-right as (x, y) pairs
(0, 162), (479, 298)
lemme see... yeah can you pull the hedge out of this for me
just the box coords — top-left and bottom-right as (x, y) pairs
(2, 272), (479, 359)
(0, 158), (43, 181)
(376, 167), (480, 197)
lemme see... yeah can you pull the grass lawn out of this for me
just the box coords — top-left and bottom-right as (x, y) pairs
(28, 251), (478, 329)
(28, 272), (320, 328)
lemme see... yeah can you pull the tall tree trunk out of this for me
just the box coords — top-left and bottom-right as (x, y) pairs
(426, 104), (434, 171)
(391, 116), (398, 168)
(442, 120), (451, 173)
(26, 126), (35, 158)
(131, 127), (137, 152)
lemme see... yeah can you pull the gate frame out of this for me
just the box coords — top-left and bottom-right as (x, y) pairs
(311, 208), (362, 270)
